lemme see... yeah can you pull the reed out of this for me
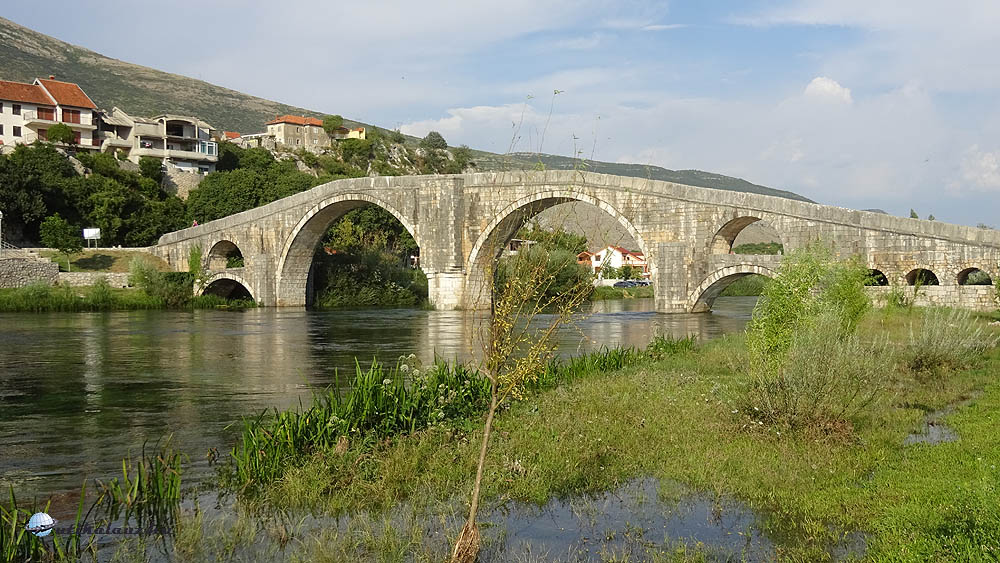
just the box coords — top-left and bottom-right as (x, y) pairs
(1, 483), (94, 562)
(96, 439), (184, 530)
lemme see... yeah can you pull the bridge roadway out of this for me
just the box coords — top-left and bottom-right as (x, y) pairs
(153, 170), (1000, 312)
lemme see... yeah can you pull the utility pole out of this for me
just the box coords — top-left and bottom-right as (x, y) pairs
(0, 210), (4, 259)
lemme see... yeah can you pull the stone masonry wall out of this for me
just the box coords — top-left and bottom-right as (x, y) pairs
(163, 166), (204, 200)
(58, 272), (131, 288)
(0, 258), (59, 288)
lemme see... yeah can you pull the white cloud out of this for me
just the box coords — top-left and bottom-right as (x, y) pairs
(641, 24), (686, 31)
(803, 76), (852, 104)
(959, 146), (1000, 192)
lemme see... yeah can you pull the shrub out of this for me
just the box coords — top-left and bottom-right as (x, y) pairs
(90, 276), (113, 310)
(741, 312), (891, 431)
(746, 244), (871, 380)
(901, 308), (999, 378)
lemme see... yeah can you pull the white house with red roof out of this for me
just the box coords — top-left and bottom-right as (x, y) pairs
(578, 245), (650, 279)
(0, 75), (98, 150)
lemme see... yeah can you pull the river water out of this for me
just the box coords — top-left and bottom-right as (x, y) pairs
(0, 297), (756, 502)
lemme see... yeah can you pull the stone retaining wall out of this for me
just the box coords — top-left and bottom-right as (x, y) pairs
(0, 258), (59, 288)
(57, 272), (131, 288)
(868, 286), (997, 312)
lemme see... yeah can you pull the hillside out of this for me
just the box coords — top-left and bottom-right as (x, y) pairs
(475, 152), (814, 203)
(0, 16), (812, 206)
(0, 17), (360, 134)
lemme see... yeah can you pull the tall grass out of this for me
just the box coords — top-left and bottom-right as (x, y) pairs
(227, 338), (695, 493)
(902, 308), (999, 378)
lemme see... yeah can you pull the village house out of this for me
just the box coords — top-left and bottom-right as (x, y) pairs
(0, 76), (98, 151)
(96, 107), (218, 173)
(578, 245), (650, 279)
(266, 115), (329, 149)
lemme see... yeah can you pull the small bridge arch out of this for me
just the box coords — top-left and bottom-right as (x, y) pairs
(275, 192), (420, 307)
(201, 272), (256, 301)
(463, 190), (653, 309)
(689, 263), (776, 312)
(206, 239), (245, 270)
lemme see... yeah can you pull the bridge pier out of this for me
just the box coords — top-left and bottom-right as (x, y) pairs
(426, 269), (467, 310)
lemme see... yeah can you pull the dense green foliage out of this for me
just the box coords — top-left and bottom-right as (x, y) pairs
(39, 213), (82, 270)
(138, 156), (163, 183)
(420, 131), (448, 150)
(322, 114), (344, 136)
(732, 241), (783, 255)
(46, 123), (75, 145)
(719, 274), (768, 296)
(0, 145), (187, 246)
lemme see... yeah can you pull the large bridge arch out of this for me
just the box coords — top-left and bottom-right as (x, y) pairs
(688, 263), (777, 313)
(275, 193), (420, 307)
(463, 190), (653, 309)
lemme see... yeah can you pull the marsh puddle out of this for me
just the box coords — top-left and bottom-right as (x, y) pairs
(902, 398), (975, 446)
(477, 478), (772, 561)
(96, 477), (871, 561)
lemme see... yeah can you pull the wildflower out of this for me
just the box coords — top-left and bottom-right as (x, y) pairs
(382, 378), (392, 386)
(400, 364), (410, 373)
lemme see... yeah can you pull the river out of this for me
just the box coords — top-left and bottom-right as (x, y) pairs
(0, 296), (756, 501)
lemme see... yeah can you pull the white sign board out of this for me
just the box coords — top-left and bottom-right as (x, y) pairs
(83, 228), (101, 240)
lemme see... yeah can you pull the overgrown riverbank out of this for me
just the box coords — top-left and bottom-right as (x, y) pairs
(0, 277), (254, 313)
(7, 304), (1000, 561)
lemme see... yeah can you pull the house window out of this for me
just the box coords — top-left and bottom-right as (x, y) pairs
(313, 139), (318, 144)
(62, 108), (81, 124)
(13, 126), (21, 137)
(296, 139), (301, 145)
(0, 125), (3, 135)
(38, 129), (47, 140)
(73, 131), (81, 144)
(12, 104), (20, 115)
(38, 107), (55, 121)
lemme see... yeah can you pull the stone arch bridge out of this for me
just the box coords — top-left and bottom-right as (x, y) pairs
(153, 171), (1000, 312)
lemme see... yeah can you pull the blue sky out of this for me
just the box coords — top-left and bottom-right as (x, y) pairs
(6, 1), (1000, 226)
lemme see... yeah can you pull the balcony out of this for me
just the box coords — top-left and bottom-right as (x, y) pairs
(22, 110), (96, 130)
(132, 146), (218, 162)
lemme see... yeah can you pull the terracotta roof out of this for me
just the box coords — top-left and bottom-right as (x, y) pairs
(36, 79), (96, 109)
(224, 131), (241, 139)
(0, 80), (54, 105)
(267, 114), (323, 126)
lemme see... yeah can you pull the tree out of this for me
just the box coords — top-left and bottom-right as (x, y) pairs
(139, 156), (163, 183)
(452, 234), (594, 562)
(46, 123), (75, 145)
(390, 129), (406, 144)
(927, 214), (936, 221)
(909, 209), (919, 219)
(619, 264), (642, 280)
(322, 114), (344, 137)
(39, 213), (82, 271)
(420, 131), (447, 150)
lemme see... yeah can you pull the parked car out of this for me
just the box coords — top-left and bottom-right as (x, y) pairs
(613, 280), (637, 288)
(633, 280), (651, 286)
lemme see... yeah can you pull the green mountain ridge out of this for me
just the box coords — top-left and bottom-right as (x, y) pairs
(0, 16), (813, 204)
